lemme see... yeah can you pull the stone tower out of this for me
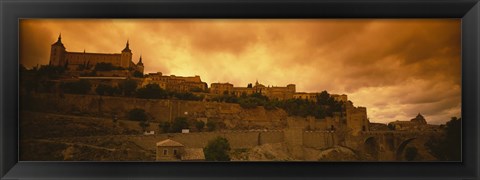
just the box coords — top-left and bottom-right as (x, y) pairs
(49, 34), (66, 66)
(136, 55), (144, 74)
(120, 40), (132, 68)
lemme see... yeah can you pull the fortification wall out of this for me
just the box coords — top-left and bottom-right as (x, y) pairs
(303, 131), (335, 148)
(26, 93), (288, 129)
(126, 131), (285, 151)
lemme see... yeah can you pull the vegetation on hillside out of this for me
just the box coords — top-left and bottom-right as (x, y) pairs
(204, 137), (231, 161)
(425, 117), (461, 161)
(60, 80), (92, 95)
(20, 64), (344, 119)
(210, 91), (344, 119)
(94, 62), (125, 71)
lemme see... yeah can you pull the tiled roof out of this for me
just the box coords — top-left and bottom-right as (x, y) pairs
(156, 139), (184, 147)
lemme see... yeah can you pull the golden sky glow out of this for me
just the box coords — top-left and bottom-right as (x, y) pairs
(19, 19), (461, 124)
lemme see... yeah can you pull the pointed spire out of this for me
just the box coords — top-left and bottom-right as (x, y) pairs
(52, 33), (64, 47)
(137, 55), (144, 66)
(122, 39), (131, 53)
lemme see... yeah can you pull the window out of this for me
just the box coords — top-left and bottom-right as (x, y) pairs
(173, 149), (177, 155)
(163, 149), (168, 155)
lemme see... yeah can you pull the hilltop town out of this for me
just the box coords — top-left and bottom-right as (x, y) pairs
(19, 36), (458, 161)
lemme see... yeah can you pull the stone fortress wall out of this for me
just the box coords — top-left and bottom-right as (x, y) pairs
(25, 93), (338, 150)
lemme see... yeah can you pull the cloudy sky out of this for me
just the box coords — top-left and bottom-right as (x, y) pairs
(20, 19), (461, 124)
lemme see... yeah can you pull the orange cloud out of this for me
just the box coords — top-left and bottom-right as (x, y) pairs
(19, 19), (461, 124)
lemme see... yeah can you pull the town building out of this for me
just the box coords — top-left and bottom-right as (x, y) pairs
(210, 80), (295, 100)
(388, 113), (431, 131)
(142, 72), (208, 92)
(155, 139), (205, 161)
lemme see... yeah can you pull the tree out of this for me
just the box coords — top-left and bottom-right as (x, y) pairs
(95, 84), (115, 96)
(159, 122), (171, 133)
(204, 137), (231, 161)
(405, 147), (418, 161)
(387, 123), (396, 130)
(136, 83), (167, 99)
(139, 120), (150, 132)
(60, 79), (92, 94)
(247, 83), (253, 88)
(170, 117), (189, 133)
(118, 79), (137, 96)
(426, 117), (461, 161)
(206, 121), (216, 131)
(128, 108), (147, 122)
(195, 121), (205, 132)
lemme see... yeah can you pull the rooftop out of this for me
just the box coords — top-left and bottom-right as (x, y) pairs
(156, 139), (184, 147)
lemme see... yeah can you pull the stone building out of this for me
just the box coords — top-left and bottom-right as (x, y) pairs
(293, 93), (348, 103)
(156, 139), (185, 161)
(49, 35), (144, 74)
(143, 72), (208, 92)
(293, 92), (318, 101)
(155, 139), (205, 161)
(210, 80), (295, 100)
(345, 101), (370, 135)
(210, 82), (234, 95)
(388, 113), (430, 131)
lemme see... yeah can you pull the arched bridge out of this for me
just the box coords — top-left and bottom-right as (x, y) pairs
(352, 130), (440, 160)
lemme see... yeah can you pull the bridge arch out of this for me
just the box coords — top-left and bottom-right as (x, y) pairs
(364, 137), (379, 160)
(395, 138), (417, 160)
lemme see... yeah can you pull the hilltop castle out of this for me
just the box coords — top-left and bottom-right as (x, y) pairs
(49, 34), (144, 74)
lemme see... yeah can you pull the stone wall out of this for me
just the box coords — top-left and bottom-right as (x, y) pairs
(25, 93), (288, 129)
(303, 131), (336, 148)
(124, 131), (285, 151)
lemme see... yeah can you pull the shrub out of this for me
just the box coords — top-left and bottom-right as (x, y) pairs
(128, 108), (147, 122)
(204, 137), (231, 161)
(206, 121), (216, 131)
(95, 84), (115, 96)
(159, 122), (171, 133)
(118, 79), (137, 96)
(61, 80), (91, 94)
(170, 117), (189, 133)
(136, 83), (167, 99)
(138, 121), (150, 132)
(195, 121), (205, 131)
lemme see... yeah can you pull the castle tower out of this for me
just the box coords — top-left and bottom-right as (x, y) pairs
(120, 40), (132, 68)
(287, 84), (296, 92)
(136, 55), (144, 74)
(49, 34), (66, 66)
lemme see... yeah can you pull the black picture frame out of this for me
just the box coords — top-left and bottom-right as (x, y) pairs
(1, 0), (479, 179)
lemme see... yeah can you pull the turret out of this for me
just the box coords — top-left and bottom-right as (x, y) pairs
(49, 33), (66, 66)
(136, 55), (144, 74)
(120, 40), (132, 68)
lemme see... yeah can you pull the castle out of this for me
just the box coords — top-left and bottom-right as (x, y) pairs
(46, 35), (369, 135)
(49, 34), (144, 74)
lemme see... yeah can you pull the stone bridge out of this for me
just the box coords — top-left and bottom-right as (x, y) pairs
(347, 130), (440, 161)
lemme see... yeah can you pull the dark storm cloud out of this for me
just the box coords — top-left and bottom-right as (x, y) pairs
(19, 19), (461, 124)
